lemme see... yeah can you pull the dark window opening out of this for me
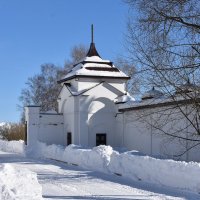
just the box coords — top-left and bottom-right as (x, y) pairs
(96, 133), (106, 146)
(67, 132), (72, 145)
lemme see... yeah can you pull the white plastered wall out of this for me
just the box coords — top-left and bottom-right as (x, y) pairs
(25, 106), (40, 148)
(38, 114), (64, 145)
(77, 78), (126, 92)
(82, 82), (123, 147)
(121, 105), (200, 162)
(58, 78), (127, 147)
(58, 86), (76, 145)
(25, 106), (65, 147)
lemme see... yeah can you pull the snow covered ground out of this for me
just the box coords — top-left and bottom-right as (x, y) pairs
(0, 139), (24, 154)
(1, 150), (200, 200)
(29, 142), (200, 193)
(1, 140), (200, 199)
(0, 163), (42, 200)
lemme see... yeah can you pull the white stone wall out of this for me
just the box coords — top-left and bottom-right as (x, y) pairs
(77, 78), (99, 91)
(120, 105), (200, 162)
(25, 106), (65, 146)
(25, 106), (40, 148)
(57, 78), (126, 148)
(38, 113), (64, 145)
(26, 76), (200, 162)
(58, 85), (75, 145)
(83, 82), (122, 147)
(77, 78), (126, 92)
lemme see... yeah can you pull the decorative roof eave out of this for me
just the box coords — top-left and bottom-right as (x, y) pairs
(40, 113), (63, 116)
(72, 60), (113, 70)
(57, 74), (130, 84)
(85, 67), (119, 72)
(25, 105), (41, 107)
(119, 98), (200, 112)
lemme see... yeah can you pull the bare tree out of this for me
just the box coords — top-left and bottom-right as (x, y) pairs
(70, 44), (88, 63)
(0, 123), (25, 141)
(115, 57), (140, 95)
(125, 0), (200, 90)
(19, 45), (88, 121)
(19, 63), (63, 112)
(124, 0), (200, 157)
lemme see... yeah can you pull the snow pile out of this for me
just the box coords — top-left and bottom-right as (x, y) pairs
(30, 142), (200, 193)
(34, 142), (113, 173)
(1, 139), (200, 193)
(62, 145), (113, 172)
(0, 140), (24, 154)
(62, 145), (112, 172)
(0, 164), (43, 200)
(109, 151), (200, 193)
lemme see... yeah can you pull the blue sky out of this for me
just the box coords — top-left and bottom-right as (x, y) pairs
(0, 0), (129, 122)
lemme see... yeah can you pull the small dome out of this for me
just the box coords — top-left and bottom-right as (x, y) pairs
(142, 87), (163, 100)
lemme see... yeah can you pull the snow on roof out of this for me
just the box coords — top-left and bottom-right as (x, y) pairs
(84, 56), (110, 63)
(119, 95), (167, 110)
(175, 80), (199, 94)
(142, 87), (163, 100)
(58, 57), (129, 83)
(119, 92), (200, 111)
(58, 43), (129, 83)
(115, 93), (135, 104)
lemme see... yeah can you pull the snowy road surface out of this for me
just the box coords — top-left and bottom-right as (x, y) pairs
(0, 151), (199, 200)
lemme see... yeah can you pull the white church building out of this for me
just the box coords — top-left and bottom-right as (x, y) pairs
(25, 32), (200, 162)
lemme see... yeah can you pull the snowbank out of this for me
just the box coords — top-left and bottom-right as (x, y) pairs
(0, 164), (43, 200)
(109, 151), (200, 193)
(29, 142), (200, 193)
(62, 144), (112, 172)
(0, 140), (24, 154)
(1, 139), (200, 193)
(33, 142), (113, 173)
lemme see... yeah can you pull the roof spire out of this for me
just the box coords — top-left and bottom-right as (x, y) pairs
(91, 24), (94, 43)
(86, 24), (101, 57)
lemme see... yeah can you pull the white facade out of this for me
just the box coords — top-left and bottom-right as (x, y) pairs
(118, 105), (200, 162)
(25, 42), (200, 162)
(57, 79), (127, 147)
(25, 107), (65, 146)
